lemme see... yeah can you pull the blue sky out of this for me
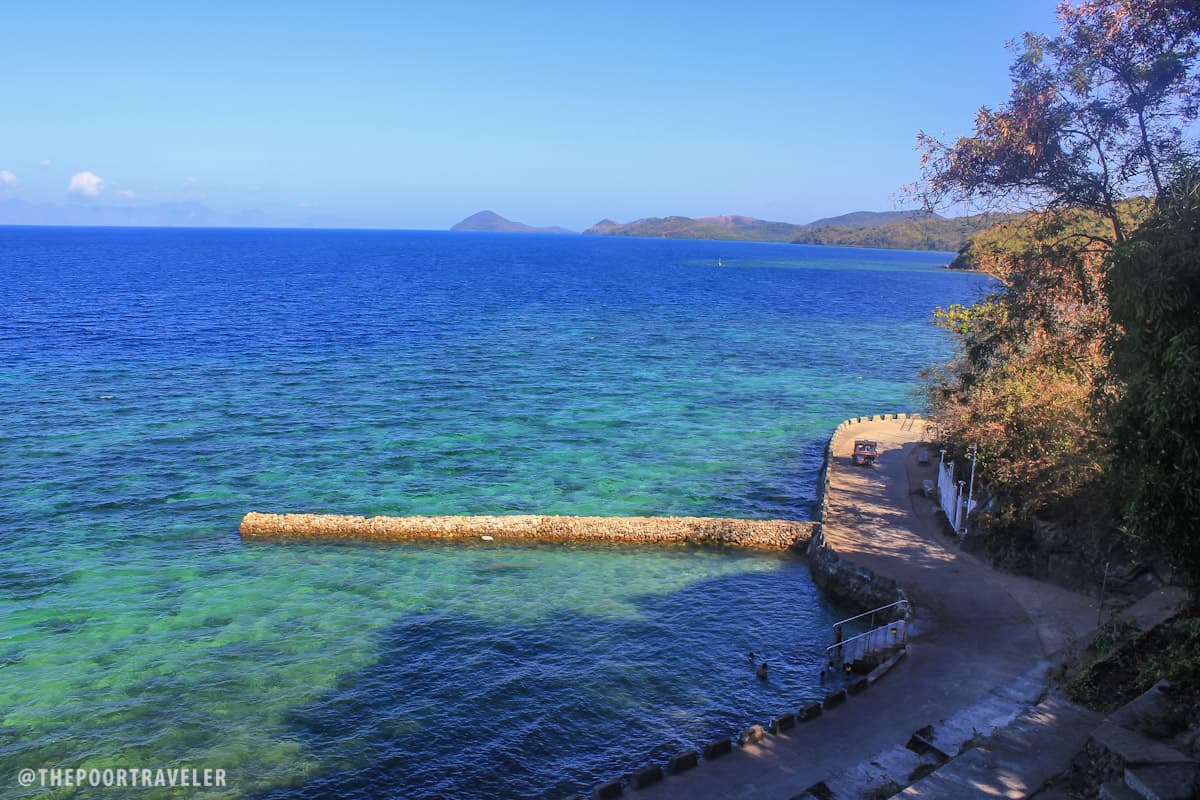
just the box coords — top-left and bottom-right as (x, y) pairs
(0, 1), (1060, 230)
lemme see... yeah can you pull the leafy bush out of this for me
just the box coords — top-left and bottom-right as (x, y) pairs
(1106, 175), (1200, 595)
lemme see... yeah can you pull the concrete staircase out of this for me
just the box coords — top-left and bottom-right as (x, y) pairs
(1088, 682), (1199, 800)
(1103, 764), (1200, 800)
(787, 661), (1069, 799)
(884, 680), (1198, 800)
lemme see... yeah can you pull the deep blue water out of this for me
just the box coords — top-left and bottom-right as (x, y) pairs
(0, 227), (987, 799)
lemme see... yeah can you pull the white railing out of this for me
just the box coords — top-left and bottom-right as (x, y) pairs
(938, 459), (960, 529)
(826, 620), (909, 666)
(936, 458), (976, 534)
(831, 599), (908, 632)
(826, 600), (910, 667)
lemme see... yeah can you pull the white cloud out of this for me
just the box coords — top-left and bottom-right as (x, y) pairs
(41, 159), (52, 168)
(68, 171), (105, 197)
(0, 169), (17, 188)
(117, 189), (137, 200)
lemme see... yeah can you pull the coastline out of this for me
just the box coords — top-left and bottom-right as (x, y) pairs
(635, 415), (1100, 799)
(240, 416), (927, 800)
(239, 413), (1103, 800)
(805, 414), (913, 615)
(239, 419), (920, 616)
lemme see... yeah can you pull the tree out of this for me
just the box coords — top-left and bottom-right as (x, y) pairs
(926, 204), (1135, 543)
(1106, 172), (1200, 593)
(916, 0), (1200, 244)
(916, 2), (1200, 571)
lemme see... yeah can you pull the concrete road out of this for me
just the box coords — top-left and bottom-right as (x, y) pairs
(636, 417), (1099, 800)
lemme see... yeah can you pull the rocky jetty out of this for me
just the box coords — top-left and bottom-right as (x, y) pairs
(239, 512), (815, 549)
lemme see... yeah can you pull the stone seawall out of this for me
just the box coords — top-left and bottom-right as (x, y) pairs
(239, 512), (815, 549)
(807, 414), (917, 617)
(807, 527), (907, 613)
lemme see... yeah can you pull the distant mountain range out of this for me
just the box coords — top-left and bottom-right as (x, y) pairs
(450, 210), (575, 234)
(450, 208), (1001, 251)
(805, 210), (929, 228)
(585, 214), (804, 242)
(0, 198), (351, 229)
(789, 211), (1017, 251)
(583, 211), (1013, 251)
(449, 208), (1008, 251)
(1, 201), (1008, 252)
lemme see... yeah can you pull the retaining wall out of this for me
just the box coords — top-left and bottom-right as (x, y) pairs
(807, 414), (917, 616)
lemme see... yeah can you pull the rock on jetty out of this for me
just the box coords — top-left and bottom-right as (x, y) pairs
(238, 512), (814, 549)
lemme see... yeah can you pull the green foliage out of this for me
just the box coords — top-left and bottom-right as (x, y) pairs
(932, 303), (981, 337)
(1092, 618), (1139, 655)
(1106, 173), (1200, 594)
(918, 4), (1200, 574)
(950, 201), (1152, 273)
(1136, 617), (1200, 697)
(926, 209), (1121, 533)
(789, 214), (1006, 251)
(931, 355), (1111, 523)
(915, 1), (1200, 242)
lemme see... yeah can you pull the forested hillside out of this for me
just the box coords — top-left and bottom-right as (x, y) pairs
(915, 0), (1200, 599)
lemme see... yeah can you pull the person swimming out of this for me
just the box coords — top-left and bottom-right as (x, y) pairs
(748, 651), (755, 663)
(756, 661), (768, 680)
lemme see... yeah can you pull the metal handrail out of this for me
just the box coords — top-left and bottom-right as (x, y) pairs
(831, 599), (908, 630)
(825, 619), (909, 664)
(825, 599), (911, 671)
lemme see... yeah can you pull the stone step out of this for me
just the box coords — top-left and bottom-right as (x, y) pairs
(904, 725), (951, 763)
(898, 694), (1101, 799)
(1124, 763), (1199, 800)
(1091, 721), (1194, 768)
(1099, 779), (1142, 800)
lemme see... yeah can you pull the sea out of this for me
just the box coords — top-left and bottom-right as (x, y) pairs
(0, 227), (989, 799)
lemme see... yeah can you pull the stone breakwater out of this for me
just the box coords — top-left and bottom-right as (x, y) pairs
(238, 512), (815, 549)
(240, 415), (920, 800)
(807, 527), (906, 613)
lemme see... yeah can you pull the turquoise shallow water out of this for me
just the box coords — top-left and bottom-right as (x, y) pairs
(0, 228), (988, 798)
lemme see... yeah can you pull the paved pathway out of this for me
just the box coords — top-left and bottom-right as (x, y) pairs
(638, 417), (1100, 799)
(898, 694), (1101, 799)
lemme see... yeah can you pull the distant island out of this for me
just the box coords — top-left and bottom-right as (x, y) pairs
(450, 210), (575, 235)
(585, 214), (802, 242)
(585, 210), (1012, 251)
(450, 208), (1013, 251)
